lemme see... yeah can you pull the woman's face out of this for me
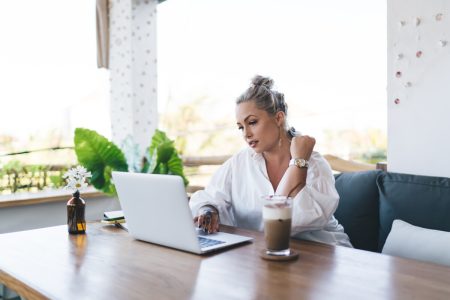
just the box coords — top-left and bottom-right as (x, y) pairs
(235, 101), (281, 153)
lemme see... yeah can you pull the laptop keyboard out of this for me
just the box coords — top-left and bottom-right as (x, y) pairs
(198, 236), (225, 248)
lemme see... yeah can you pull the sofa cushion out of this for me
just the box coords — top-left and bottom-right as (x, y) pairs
(334, 170), (381, 252)
(382, 219), (450, 267)
(377, 172), (450, 252)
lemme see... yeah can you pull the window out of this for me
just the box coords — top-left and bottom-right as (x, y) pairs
(0, 0), (110, 166)
(157, 0), (387, 162)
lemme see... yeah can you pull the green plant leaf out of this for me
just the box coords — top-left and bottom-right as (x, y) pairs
(167, 150), (189, 186)
(157, 142), (175, 164)
(146, 129), (172, 173)
(74, 128), (128, 195)
(146, 129), (189, 186)
(149, 129), (171, 156)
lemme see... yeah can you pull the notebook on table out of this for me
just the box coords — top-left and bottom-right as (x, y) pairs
(102, 210), (128, 230)
(111, 171), (253, 254)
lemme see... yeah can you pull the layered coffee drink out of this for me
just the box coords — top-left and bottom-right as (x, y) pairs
(262, 196), (293, 256)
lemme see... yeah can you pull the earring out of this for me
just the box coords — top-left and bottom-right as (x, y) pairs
(278, 126), (283, 148)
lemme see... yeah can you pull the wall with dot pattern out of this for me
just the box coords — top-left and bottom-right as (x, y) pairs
(388, 0), (450, 177)
(109, 0), (158, 169)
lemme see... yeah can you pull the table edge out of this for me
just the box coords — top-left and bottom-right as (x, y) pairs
(0, 269), (51, 300)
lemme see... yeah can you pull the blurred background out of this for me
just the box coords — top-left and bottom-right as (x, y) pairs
(0, 0), (387, 193)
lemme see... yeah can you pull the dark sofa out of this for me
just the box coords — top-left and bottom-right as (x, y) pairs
(334, 170), (450, 252)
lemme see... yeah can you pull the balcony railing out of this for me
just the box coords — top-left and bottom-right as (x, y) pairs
(0, 148), (383, 195)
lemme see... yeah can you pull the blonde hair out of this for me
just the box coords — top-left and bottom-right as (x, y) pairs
(236, 75), (296, 137)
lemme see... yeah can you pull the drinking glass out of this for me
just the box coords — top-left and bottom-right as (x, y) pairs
(262, 195), (293, 256)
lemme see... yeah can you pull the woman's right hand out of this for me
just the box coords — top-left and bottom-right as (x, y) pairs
(194, 206), (220, 234)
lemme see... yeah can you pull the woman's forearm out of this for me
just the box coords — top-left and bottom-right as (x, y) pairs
(276, 166), (307, 197)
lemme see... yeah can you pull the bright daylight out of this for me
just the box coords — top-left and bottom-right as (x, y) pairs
(2, 0), (450, 299)
(1, 0), (387, 193)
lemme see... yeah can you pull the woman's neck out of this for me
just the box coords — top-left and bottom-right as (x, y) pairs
(262, 137), (291, 165)
(262, 136), (291, 191)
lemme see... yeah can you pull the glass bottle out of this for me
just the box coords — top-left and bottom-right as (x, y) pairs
(67, 190), (86, 234)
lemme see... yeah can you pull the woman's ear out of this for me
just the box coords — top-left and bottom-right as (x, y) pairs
(275, 111), (285, 127)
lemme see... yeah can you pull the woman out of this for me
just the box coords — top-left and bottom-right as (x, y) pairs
(190, 75), (352, 247)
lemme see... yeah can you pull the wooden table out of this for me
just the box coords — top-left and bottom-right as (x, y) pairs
(1, 223), (450, 300)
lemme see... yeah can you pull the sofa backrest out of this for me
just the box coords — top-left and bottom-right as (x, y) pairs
(334, 170), (381, 252)
(376, 172), (450, 251)
(335, 170), (450, 253)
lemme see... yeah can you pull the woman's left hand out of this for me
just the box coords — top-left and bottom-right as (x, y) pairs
(290, 135), (316, 160)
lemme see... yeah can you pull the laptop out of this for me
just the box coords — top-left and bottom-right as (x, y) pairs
(112, 171), (253, 254)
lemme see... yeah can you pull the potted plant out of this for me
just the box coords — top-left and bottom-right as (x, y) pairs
(73, 128), (188, 195)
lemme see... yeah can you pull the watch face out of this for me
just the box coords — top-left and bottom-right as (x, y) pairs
(295, 158), (308, 168)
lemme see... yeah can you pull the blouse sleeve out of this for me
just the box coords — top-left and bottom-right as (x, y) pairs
(291, 152), (339, 234)
(189, 159), (236, 226)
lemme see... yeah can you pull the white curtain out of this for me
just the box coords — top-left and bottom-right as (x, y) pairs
(96, 0), (109, 69)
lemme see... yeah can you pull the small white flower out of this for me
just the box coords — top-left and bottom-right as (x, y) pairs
(73, 178), (88, 190)
(63, 165), (91, 192)
(63, 168), (77, 179)
(65, 180), (76, 191)
(75, 166), (92, 179)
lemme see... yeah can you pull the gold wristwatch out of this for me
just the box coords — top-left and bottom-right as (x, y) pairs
(289, 158), (309, 168)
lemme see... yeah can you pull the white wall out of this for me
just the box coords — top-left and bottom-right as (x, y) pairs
(388, 0), (450, 177)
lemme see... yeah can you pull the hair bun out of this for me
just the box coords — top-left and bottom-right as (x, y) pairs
(251, 75), (274, 90)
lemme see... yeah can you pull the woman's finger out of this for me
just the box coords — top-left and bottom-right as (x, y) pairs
(215, 220), (220, 232)
(197, 215), (204, 228)
(207, 217), (219, 234)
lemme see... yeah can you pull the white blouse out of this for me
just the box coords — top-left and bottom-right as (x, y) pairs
(189, 147), (352, 247)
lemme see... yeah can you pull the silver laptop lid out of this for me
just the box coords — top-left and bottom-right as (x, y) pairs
(112, 172), (202, 253)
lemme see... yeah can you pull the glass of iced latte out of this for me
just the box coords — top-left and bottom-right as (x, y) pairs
(262, 195), (293, 256)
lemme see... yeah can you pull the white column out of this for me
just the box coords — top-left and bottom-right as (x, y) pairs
(109, 0), (158, 171)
